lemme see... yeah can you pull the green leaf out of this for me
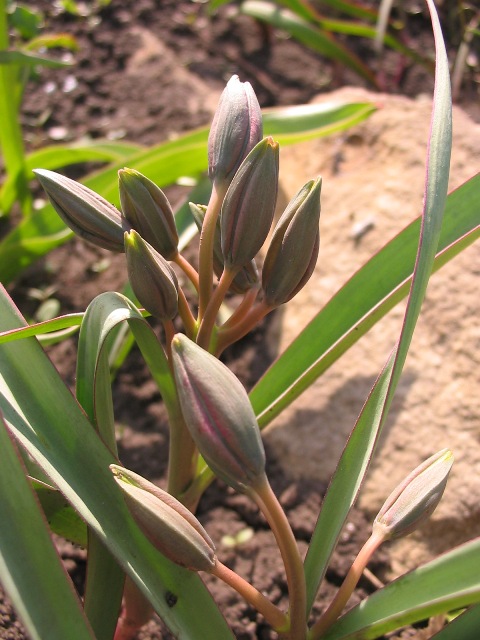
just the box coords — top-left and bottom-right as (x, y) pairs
(263, 102), (377, 143)
(240, 1), (379, 86)
(0, 313), (84, 344)
(250, 173), (480, 428)
(0, 286), (234, 639)
(322, 538), (480, 639)
(432, 604), (480, 639)
(0, 416), (95, 640)
(24, 33), (78, 52)
(76, 292), (177, 452)
(0, 49), (73, 68)
(303, 0), (452, 612)
(0, 140), (142, 215)
(32, 479), (88, 547)
(8, 4), (42, 39)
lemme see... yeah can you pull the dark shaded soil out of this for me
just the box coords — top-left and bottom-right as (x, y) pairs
(2, 0), (474, 637)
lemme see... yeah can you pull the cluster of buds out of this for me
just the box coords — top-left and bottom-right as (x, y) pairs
(34, 75), (322, 346)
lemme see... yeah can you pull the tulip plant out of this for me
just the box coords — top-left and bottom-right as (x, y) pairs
(0, 1), (480, 639)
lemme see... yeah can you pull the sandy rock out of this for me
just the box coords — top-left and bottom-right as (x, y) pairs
(265, 87), (480, 577)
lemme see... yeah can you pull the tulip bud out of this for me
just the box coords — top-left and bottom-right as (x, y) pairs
(189, 202), (258, 294)
(171, 334), (266, 493)
(221, 137), (279, 271)
(124, 230), (178, 321)
(111, 465), (216, 572)
(373, 449), (453, 541)
(118, 168), (179, 260)
(262, 177), (322, 306)
(34, 169), (127, 252)
(208, 75), (263, 189)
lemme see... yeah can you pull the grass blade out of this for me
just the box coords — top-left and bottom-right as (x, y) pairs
(250, 173), (479, 427)
(0, 415), (95, 640)
(302, 0), (452, 611)
(241, 1), (379, 86)
(322, 538), (480, 639)
(0, 287), (234, 638)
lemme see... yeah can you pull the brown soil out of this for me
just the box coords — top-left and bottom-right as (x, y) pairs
(2, 1), (477, 638)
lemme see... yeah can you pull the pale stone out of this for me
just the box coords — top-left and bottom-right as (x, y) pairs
(264, 87), (480, 577)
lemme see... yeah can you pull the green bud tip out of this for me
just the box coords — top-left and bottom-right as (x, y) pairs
(124, 230), (178, 321)
(262, 176), (322, 306)
(111, 464), (216, 572)
(119, 168), (179, 260)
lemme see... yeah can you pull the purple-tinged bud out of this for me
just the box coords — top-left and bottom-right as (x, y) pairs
(124, 230), (178, 321)
(208, 75), (263, 189)
(262, 177), (322, 306)
(221, 137), (279, 271)
(118, 168), (179, 260)
(111, 465), (216, 572)
(189, 202), (259, 294)
(171, 334), (266, 493)
(373, 449), (453, 541)
(34, 169), (127, 252)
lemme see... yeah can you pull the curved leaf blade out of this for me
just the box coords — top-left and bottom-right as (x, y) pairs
(0, 416), (95, 640)
(0, 287), (234, 639)
(322, 539), (480, 639)
(250, 173), (480, 428)
(241, 1), (379, 86)
(303, 0), (452, 610)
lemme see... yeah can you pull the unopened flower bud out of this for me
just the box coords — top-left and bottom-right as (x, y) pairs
(111, 465), (216, 572)
(189, 202), (258, 294)
(171, 334), (266, 493)
(124, 230), (178, 321)
(221, 137), (279, 271)
(34, 169), (127, 252)
(208, 75), (263, 189)
(373, 449), (453, 541)
(262, 177), (322, 306)
(119, 168), (179, 260)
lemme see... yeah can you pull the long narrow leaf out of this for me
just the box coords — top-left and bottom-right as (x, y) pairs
(0, 287), (234, 639)
(303, 0), (452, 612)
(0, 50), (73, 68)
(250, 173), (480, 427)
(0, 7), (30, 216)
(432, 604), (480, 639)
(241, 1), (379, 86)
(321, 538), (480, 639)
(0, 416), (96, 640)
(0, 141), (141, 217)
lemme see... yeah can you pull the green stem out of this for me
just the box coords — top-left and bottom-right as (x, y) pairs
(114, 577), (152, 640)
(177, 287), (197, 339)
(251, 477), (307, 640)
(308, 531), (384, 639)
(166, 391), (198, 499)
(0, 3), (31, 215)
(212, 560), (289, 632)
(215, 300), (273, 356)
(173, 252), (200, 292)
(197, 184), (225, 321)
(221, 285), (260, 330)
(196, 267), (237, 350)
